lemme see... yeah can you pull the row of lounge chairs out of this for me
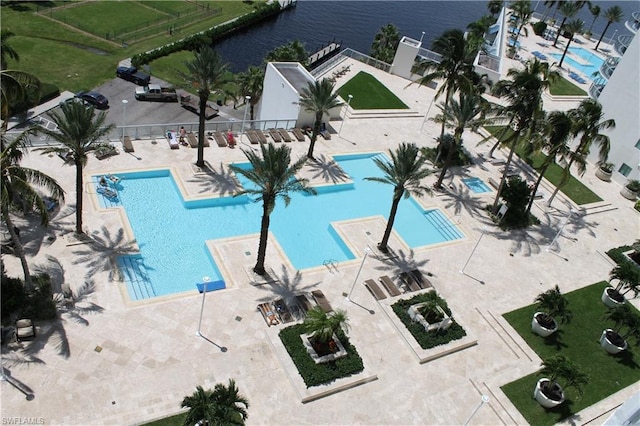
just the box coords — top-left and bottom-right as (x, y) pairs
(247, 128), (307, 145)
(568, 71), (587, 84)
(363, 270), (433, 301)
(256, 290), (333, 327)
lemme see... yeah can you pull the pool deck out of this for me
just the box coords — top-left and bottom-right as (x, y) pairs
(2, 31), (638, 426)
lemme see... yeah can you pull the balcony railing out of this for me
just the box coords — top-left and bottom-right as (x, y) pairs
(614, 34), (634, 56)
(600, 57), (619, 80)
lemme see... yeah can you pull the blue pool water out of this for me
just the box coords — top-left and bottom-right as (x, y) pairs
(462, 177), (491, 193)
(96, 154), (463, 300)
(549, 47), (605, 80)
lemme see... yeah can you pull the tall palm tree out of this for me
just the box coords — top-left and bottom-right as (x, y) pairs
(365, 143), (433, 253)
(490, 58), (558, 211)
(587, 4), (601, 33)
(525, 111), (572, 214)
(1, 70), (41, 130)
(181, 47), (229, 167)
(299, 79), (341, 159)
(553, 1), (581, 47)
(181, 380), (249, 426)
(547, 98), (614, 205)
(540, 0), (559, 22)
(229, 143), (316, 275)
(304, 307), (349, 344)
(509, 0), (534, 47)
(370, 23), (401, 63)
(557, 19), (585, 68)
(1, 130), (65, 291)
(236, 65), (264, 121)
(595, 6), (624, 51)
(1, 30), (19, 70)
(488, 0), (504, 16)
(431, 92), (492, 189)
(36, 101), (114, 234)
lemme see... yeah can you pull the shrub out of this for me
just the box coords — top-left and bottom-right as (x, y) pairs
(1, 272), (57, 323)
(500, 176), (532, 229)
(279, 323), (364, 387)
(392, 292), (466, 349)
(532, 21), (547, 36)
(1, 275), (27, 323)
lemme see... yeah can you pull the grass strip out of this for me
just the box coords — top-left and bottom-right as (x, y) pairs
(337, 71), (408, 110)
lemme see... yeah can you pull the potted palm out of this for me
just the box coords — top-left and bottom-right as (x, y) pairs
(602, 262), (640, 307)
(534, 354), (589, 409)
(532, 285), (573, 337)
(595, 162), (614, 182)
(621, 179), (640, 201)
(600, 305), (640, 354)
(302, 307), (349, 363)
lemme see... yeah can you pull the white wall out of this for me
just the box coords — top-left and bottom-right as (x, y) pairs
(258, 63), (301, 126)
(390, 36), (420, 80)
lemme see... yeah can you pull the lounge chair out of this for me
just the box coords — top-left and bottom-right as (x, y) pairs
(186, 132), (198, 148)
(311, 290), (333, 313)
(257, 303), (279, 327)
(277, 128), (292, 142)
(292, 128), (306, 142)
(364, 279), (387, 300)
(255, 129), (268, 143)
(296, 294), (314, 314)
(247, 130), (260, 145)
(97, 185), (118, 200)
(410, 269), (433, 289)
(123, 135), (134, 153)
(268, 129), (282, 142)
(212, 131), (227, 147)
(399, 272), (421, 292)
(378, 275), (402, 297)
(273, 299), (293, 323)
(16, 319), (35, 342)
(61, 283), (74, 306)
(166, 131), (179, 149)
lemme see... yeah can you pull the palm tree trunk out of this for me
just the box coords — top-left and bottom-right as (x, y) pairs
(525, 159), (553, 215)
(547, 156), (575, 206)
(595, 21), (612, 51)
(254, 201), (271, 276)
(488, 122), (513, 158)
(435, 130), (460, 189)
(196, 95), (207, 167)
(307, 114), (321, 159)
(379, 191), (402, 253)
(75, 161), (84, 234)
(553, 17), (567, 47)
(492, 133), (520, 211)
(558, 36), (574, 68)
(2, 204), (33, 292)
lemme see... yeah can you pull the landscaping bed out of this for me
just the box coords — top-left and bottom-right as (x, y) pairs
(279, 324), (364, 388)
(502, 281), (640, 426)
(336, 71), (408, 110)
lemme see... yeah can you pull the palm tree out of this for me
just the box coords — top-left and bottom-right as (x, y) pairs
(229, 144), (316, 275)
(553, 1), (581, 47)
(538, 354), (589, 402)
(587, 4), (601, 33)
(236, 65), (264, 121)
(547, 98), (614, 205)
(431, 92), (492, 189)
(304, 307), (349, 344)
(35, 101), (114, 234)
(534, 285), (573, 330)
(509, 0), (534, 47)
(299, 79), (341, 159)
(557, 19), (585, 68)
(1, 30), (19, 70)
(604, 305), (640, 345)
(609, 262), (640, 298)
(595, 6), (624, 51)
(1, 69), (41, 130)
(1, 130), (65, 291)
(181, 380), (249, 426)
(264, 40), (309, 66)
(365, 143), (433, 253)
(181, 47), (229, 167)
(540, 0), (558, 22)
(488, 0), (504, 16)
(370, 23), (401, 63)
(490, 58), (558, 211)
(525, 110), (572, 214)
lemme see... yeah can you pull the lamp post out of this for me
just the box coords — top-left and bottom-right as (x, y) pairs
(338, 94), (353, 137)
(547, 209), (573, 252)
(196, 276), (210, 337)
(241, 95), (251, 140)
(460, 226), (487, 274)
(463, 395), (490, 425)
(121, 99), (128, 142)
(346, 247), (371, 302)
(419, 31), (425, 45)
(609, 30), (618, 47)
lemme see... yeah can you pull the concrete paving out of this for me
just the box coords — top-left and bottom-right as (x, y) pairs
(1, 26), (639, 426)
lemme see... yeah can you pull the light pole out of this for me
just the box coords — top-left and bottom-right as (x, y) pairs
(547, 209), (573, 252)
(346, 247), (371, 302)
(241, 95), (251, 140)
(463, 395), (490, 425)
(121, 99), (128, 142)
(419, 31), (425, 45)
(609, 30), (618, 47)
(460, 226), (487, 274)
(338, 94), (353, 136)
(196, 276), (210, 337)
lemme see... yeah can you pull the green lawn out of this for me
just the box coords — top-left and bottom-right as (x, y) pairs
(502, 282), (640, 426)
(549, 76), (587, 97)
(337, 71), (408, 110)
(141, 412), (186, 426)
(484, 126), (602, 205)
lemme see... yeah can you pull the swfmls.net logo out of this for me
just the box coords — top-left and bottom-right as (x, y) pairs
(2, 419), (45, 425)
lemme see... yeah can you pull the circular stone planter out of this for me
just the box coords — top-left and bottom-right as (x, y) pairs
(601, 287), (626, 308)
(600, 329), (628, 354)
(531, 312), (557, 337)
(620, 186), (639, 201)
(595, 167), (612, 182)
(534, 378), (565, 408)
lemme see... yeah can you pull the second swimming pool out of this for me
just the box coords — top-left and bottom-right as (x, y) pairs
(99, 153), (464, 300)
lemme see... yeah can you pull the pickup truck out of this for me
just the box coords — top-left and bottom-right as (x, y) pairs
(135, 84), (178, 102)
(179, 94), (219, 119)
(116, 66), (151, 86)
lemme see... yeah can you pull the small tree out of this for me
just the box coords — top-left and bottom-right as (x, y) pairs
(538, 354), (589, 403)
(181, 379), (249, 426)
(604, 305), (640, 347)
(534, 285), (572, 329)
(499, 176), (531, 228)
(609, 262), (640, 299)
(303, 307), (349, 345)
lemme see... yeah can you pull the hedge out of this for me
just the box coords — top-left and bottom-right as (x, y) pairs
(279, 324), (364, 388)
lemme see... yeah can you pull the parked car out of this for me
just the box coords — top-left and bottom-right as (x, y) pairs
(116, 66), (151, 86)
(135, 84), (178, 102)
(76, 91), (109, 109)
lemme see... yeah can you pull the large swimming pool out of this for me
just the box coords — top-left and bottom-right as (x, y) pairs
(96, 153), (463, 300)
(549, 46), (605, 80)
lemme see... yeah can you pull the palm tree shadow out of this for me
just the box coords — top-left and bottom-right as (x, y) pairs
(541, 329), (569, 351)
(611, 349), (640, 369)
(441, 183), (486, 217)
(71, 225), (138, 281)
(565, 210), (598, 240)
(187, 162), (242, 196)
(255, 265), (320, 303)
(11, 202), (76, 257)
(374, 248), (431, 278)
(306, 154), (350, 184)
(484, 214), (558, 257)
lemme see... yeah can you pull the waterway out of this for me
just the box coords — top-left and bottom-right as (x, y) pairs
(214, 0), (639, 73)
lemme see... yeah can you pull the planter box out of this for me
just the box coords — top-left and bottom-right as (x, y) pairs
(531, 312), (557, 337)
(595, 167), (612, 182)
(620, 186), (639, 201)
(600, 329), (627, 354)
(408, 303), (452, 333)
(534, 378), (565, 408)
(301, 333), (347, 364)
(601, 287), (626, 308)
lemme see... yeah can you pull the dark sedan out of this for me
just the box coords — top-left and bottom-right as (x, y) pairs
(77, 91), (109, 109)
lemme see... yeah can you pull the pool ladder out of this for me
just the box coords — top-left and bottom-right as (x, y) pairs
(323, 259), (338, 271)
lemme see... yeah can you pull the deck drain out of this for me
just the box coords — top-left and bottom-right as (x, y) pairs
(94, 345), (103, 353)
(235, 316), (242, 322)
(365, 231), (371, 235)
(244, 251), (251, 256)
